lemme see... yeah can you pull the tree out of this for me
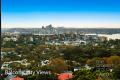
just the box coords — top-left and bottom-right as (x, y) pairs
(113, 64), (120, 79)
(73, 70), (96, 80)
(86, 57), (106, 67)
(63, 47), (84, 63)
(94, 47), (111, 58)
(48, 57), (68, 73)
(9, 62), (24, 70)
(106, 56), (120, 66)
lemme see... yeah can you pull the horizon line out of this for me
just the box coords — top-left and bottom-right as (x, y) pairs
(2, 27), (120, 29)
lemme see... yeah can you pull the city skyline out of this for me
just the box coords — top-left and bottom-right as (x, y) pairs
(1, 0), (120, 28)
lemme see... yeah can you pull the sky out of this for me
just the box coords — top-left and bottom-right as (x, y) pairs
(1, 0), (120, 28)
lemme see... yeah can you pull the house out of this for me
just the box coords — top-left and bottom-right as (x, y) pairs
(1, 62), (12, 70)
(74, 67), (81, 71)
(84, 64), (91, 70)
(41, 60), (49, 66)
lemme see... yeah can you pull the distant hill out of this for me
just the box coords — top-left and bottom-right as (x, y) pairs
(1, 28), (120, 34)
